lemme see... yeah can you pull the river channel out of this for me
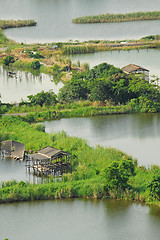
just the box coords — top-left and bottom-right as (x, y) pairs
(0, 0), (160, 43)
(1, 198), (160, 240)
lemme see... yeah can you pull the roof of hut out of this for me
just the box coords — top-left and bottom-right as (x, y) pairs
(121, 64), (149, 74)
(30, 146), (71, 161)
(1, 140), (25, 160)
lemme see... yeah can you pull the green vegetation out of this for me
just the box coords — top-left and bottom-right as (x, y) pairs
(3, 56), (15, 65)
(1, 62), (160, 123)
(0, 20), (160, 81)
(0, 115), (160, 206)
(0, 19), (36, 29)
(0, 19), (160, 207)
(62, 44), (96, 54)
(0, 28), (8, 43)
(141, 35), (160, 41)
(31, 60), (40, 69)
(27, 90), (57, 107)
(72, 11), (160, 24)
(58, 63), (160, 112)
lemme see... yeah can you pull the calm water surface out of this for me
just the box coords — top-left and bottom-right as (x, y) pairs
(0, 65), (63, 103)
(1, 199), (160, 240)
(0, 0), (160, 43)
(44, 113), (160, 167)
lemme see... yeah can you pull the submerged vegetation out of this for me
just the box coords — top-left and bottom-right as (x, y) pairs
(0, 115), (160, 206)
(72, 11), (160, 24)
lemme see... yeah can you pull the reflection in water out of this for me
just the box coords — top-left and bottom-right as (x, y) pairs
(103, 199), (132, 216)
(0, 155), (49, 183)
(149, 206), (160, 218)
(0, 199), (160, 240)
(0, 65), (63, 103)
(44, 113), (160, 166)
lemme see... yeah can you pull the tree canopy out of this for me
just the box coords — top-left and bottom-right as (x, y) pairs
(58, 62), (160, 109)
(27, 90), (57, 107)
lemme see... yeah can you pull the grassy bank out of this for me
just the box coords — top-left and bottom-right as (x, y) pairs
(0, 115), (160, 206)
(0, 19), (36, 29)
(72, 11), (160, 24)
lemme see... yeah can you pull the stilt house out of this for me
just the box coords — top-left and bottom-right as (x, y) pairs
(27, 146), (71, 176)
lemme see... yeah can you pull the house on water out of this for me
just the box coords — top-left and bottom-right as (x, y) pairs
(121, 64), (149, 81)
(0, 140), (25, 160)
(26, 146), (71, 176)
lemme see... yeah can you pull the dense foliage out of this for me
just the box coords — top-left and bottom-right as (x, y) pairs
(0, 116), (160, 205)
(3, 56), (15, 66)
(27, 90), (57, 107)
(31, 60), (40, 69)
(58, 63), (160, 113)
(1, 62), (160, 121)
(0, 29), (8, 43)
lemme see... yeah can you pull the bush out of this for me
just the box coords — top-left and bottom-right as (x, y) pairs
(3, 56), (15, 66)
(31, 60), (40, 69)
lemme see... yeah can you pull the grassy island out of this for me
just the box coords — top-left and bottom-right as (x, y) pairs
(0, 115), (160, 207)
(72, 11), (160, 24)
(0, 19), (36, 29)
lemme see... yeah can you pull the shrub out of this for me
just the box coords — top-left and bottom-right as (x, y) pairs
(31, 60), (40, 69)
(3, 56), (15, 66)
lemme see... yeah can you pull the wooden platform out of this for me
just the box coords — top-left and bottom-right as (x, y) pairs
(26, 146), (71, 176)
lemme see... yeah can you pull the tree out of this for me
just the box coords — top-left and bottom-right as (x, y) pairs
(3, 56), (14, 65)
(58, 74), (88, 102)
(52, 64), (62, 82)
(31, 60), (40, 69)
(27, 90), (57, 106)
(104, 159), (135, 190)
(89, 78), (113, 102)
(147, 167), (160, 200)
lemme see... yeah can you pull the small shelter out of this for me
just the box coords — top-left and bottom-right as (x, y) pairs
(0, 140), (25, 160)
(121, 64), (149, 81)
(26, 146), (71, 176)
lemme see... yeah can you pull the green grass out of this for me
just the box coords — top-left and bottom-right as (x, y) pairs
(0, 19), (36, 29)
(72, 11), (160, 24)
(1, 115), (160, 206)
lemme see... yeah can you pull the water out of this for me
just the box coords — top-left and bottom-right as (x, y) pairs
(0, 0), (160, 43)
(1, 0), (160, 236)
(71, 49), (160, 78)
(1, 113), (159, 182)
(1, 199), (160, 240)
(44, 113), (160, 167)
(0, 155), (47, 184)
(0, 65), (63, 103)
